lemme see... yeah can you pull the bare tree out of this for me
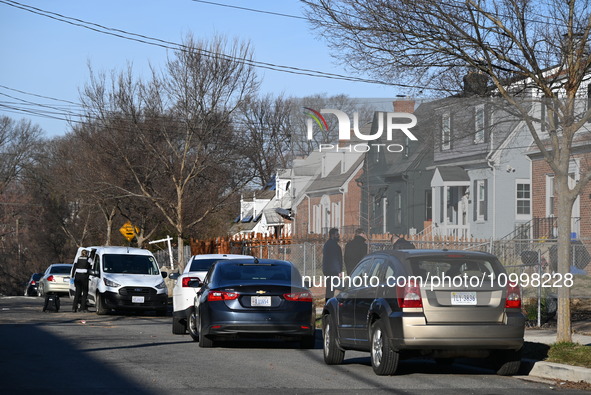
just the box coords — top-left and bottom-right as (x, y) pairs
(0, 116), (41, 194)
(79, 35), (259, 269)
(238, 94), (296, 186)
(303, 0), (591, 342)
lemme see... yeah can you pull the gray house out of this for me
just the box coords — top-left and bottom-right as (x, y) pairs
(429, 88), (534, 240)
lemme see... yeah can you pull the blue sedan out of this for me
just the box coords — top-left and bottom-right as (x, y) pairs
(189, 259), (316, 348)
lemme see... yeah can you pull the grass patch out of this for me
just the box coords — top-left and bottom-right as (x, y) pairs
(546, 342), (591, 368)
(523, 341), (591, 368)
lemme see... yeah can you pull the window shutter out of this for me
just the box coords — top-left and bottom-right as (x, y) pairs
(473, 180), (477, 221)
(483, 179), (488, 221)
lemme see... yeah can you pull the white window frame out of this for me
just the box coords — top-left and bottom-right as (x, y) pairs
(441, 112), (451, 150)
(476, 180), (486, 221)
(515, 179), (531, 220)
(545, 174), (555, 217)
(474, 105), (485, 143)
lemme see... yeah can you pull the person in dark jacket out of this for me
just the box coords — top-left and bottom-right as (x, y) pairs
(391, 234), (416, 250)
(322, 228), (343, 302)
(344, 228), (367, 275)
(72, 249), (91, 312)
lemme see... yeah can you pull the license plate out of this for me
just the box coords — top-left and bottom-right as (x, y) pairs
(63, 278), (70, 282)
(451, 291), (477, 305)
(132, 296), (145, 303)
(251, 296), (271, 307)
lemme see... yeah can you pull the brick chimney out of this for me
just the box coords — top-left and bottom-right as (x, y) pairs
(393, 99), (415, 113)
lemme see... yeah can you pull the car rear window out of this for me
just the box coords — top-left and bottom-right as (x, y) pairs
(50, 266), (72, 274)
(103, 254), (160, 275)
(215, 263), (301, 285)
(190, 258), (227, 272)
(409, 257), (499, 280)
(33, 273), (43, 280)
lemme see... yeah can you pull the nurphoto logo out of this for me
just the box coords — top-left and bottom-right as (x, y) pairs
(304, 108), (418, 152)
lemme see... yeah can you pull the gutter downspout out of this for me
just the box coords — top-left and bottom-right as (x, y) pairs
(486, 126), (496, 247)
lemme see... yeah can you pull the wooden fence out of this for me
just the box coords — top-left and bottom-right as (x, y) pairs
(190, 233), (489, 256)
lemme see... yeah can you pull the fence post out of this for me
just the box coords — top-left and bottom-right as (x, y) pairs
(537, 249), (542, 328)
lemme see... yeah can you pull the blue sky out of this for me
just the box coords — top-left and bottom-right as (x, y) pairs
(0, 0), (401, 137)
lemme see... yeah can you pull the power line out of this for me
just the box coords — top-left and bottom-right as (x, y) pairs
(0, 0), (451, 92)
(190, 0), (307, 20)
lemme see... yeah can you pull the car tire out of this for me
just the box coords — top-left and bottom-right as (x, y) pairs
(96, 293), (108, 315)
(370, 320), (399, 375)
(300, 334), (316, 349)
(172, 316), (186, 334)
(188, 310), (199, 342)
(198, 315), (214, 348)
(323, 315), (345, 365)
(492, 349), (522, 376)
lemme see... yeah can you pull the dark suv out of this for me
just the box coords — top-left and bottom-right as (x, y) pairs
(322, 249), (525, 375)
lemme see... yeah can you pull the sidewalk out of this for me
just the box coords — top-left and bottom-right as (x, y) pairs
(522, 326), (591, 385)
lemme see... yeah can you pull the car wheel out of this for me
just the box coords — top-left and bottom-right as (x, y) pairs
(492, 349), (521, 376)
(323, 315), (345, 364)
(96, 293), (108, 315)
(370, 320), (399, 375)
(300, 334), (316, 349)
(188, 310), (199, 342)
(198, 315), (214, 348)
(172, 316), (187, 335)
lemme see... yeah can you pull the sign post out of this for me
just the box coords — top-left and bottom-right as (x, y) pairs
(149, 236), (175, 270)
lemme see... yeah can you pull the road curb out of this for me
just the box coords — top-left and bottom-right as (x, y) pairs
(523, 359), (591, 384)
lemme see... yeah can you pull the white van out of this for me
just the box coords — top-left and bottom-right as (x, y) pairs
(71, 246), (168, 315)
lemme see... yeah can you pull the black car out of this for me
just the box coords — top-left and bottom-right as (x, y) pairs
(190, 259), (316, 348)
(24, 273), (43, 296)
(322, 249), (525, 376)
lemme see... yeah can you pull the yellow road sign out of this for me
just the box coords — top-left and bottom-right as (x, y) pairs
(119, 221), (139, 241)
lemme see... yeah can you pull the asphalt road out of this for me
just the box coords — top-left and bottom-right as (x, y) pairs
(0, 296), (583, 394)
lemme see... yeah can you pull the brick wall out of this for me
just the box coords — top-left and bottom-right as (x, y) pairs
(531, 153), (591, 239)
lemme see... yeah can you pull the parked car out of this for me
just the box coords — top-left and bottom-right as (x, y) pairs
(38, 264), (73, 297)
(81, 246), (168, 315)
(322, 249), (525, 376)
(170, 254), (253, 335)
(190, 258), (316, 348)
(24, 273), (43, 296)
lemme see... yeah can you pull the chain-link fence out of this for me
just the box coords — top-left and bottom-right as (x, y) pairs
(161, 237), (590, 325)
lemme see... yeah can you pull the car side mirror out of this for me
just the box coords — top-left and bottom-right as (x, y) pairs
(169, 272), (180, 280)
(161, 272), (168, 278)
(90, 270), (99, 277)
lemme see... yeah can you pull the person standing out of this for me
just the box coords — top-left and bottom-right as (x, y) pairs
(322, 228), (343, 302)
(72, 249), (91, 312)
(344, 228), (367, 275)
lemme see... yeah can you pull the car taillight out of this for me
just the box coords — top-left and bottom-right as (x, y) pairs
(181, 277), (201, 287)
(47, 275), (55, 282)
(207, 290), (239, 301)
(397, 279), (423, 308)
(283, 291), (313, 302)
(31, 281), (36, 285)
(505, 282), (521, 309)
